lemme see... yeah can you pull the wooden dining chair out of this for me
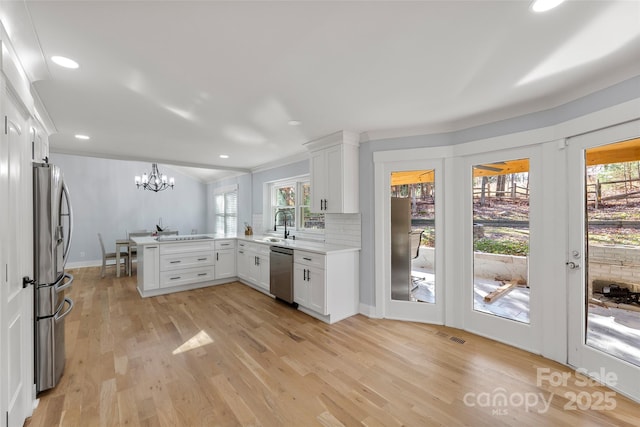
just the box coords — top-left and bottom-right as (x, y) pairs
(97, 233), (129, 278)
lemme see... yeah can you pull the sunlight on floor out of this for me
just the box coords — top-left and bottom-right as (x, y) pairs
(173, 330), (214, 355)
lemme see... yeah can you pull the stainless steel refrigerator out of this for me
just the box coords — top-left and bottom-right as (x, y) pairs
(33, 162), (74, 393)
(391, 197), (411, 300)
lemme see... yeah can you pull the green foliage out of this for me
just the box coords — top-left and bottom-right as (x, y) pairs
(474, 238), (529, 256)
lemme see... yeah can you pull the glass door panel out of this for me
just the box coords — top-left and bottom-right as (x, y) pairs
(584, 139), (640, 367)
(472, 159), (530, 324)
(382, 160), (443, 324)
(391, 170), (436, 304)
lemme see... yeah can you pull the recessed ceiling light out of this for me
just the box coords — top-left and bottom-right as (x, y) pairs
(288, 120), (301, 126)
(74, 134), (90, 140)
(531, 0), (565, 13)
(219, 154), (229, 159)
(51, 56), (79, 69)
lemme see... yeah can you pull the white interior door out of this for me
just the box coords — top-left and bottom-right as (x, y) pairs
(379, 159), (444, 323)
(2, 102), (33, 426)
(462, 145), (542, 354)
(567, 121), (640, 402)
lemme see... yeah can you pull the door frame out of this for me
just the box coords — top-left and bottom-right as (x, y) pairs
(567, 119), (640, 402)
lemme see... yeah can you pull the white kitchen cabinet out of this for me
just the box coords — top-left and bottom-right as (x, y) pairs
(136, 239), (217, 296)
(214, 239), (236, 279)
(293, 249), (359, 324)
(236, 241), (249, 280)
(294, 251), (326, 314)
(238, 240), (270, 292)
(137, 244), (160, 292)
(305, 130), (359, 213)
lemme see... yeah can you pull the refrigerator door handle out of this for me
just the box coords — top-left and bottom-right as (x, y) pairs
(54, 298), (74, 323)
(61, 182), (74, 266)
(55, 273), (74, 293)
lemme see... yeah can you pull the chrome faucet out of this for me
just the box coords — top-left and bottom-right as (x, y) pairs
(274, 209), (291, 239)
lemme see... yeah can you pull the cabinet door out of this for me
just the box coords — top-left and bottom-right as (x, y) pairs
(257, 255), (270, 291)
(237, 249), (248, 280)
(215, 249), (236, 279)
(324, 145), (344, 213)
(309, 150), (327, 212)
(307, 266), (327, 315)
(140, 245), (160, 290)
(247, 253), (261, 286)
(293, 264), (308, 306)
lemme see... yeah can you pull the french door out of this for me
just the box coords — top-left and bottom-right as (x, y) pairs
(463, 145), (542, 354)
(379, 158), (444, 323)
(567, 120), (640, 401)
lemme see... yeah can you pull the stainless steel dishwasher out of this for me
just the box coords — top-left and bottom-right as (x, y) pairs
(270, 246), (296, 305)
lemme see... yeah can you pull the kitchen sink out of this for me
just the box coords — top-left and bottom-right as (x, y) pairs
(262, 237), (283, 243)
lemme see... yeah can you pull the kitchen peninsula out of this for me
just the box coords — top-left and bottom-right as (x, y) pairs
(132, 234), (360, 324)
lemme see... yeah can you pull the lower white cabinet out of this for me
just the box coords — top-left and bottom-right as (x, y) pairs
(237, 241), (270, 292)
(215, 239), (236, 279)
(137, 244), (160, 292)
(137, 240), (216, 296)
(293, 249), (359, 324)
(237, 242), (249, 281)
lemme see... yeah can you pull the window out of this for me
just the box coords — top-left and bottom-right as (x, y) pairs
(214, 186), (237, 235)
(271, 178), (324, 232)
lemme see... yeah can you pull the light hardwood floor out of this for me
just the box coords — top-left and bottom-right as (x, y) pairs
(26, 267), (640, 427)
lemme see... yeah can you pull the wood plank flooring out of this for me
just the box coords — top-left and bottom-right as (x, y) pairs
(25, 267), (640, 426)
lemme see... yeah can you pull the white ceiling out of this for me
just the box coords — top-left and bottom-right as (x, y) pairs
(2, 0), (640, 182)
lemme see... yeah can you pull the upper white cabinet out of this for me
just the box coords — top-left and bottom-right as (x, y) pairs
(304, 130), (360, 213)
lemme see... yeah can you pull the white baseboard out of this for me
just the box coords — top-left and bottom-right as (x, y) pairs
(358, 302), (380, 318)
(66, 259), (102, 268)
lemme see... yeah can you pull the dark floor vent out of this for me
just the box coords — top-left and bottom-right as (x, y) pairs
(450, 336), (466, 344)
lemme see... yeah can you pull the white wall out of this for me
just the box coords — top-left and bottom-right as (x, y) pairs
(49, 153), (207, 266)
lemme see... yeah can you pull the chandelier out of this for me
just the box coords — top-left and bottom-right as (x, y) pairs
(134, 163), (175, 192)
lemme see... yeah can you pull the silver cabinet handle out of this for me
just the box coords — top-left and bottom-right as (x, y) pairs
(55, 272), (74, 293)
(147, 246), (158, 249)
(170, 260), (181, 264)
(198, 258), (207, 261)
(303, 257), (312, 261)
(170, 276), (181, 280)
(197, 273), (207, 276)
(306, 269), (310, 281)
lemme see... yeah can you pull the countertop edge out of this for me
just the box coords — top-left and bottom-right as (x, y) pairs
(132, 234), (360, 255)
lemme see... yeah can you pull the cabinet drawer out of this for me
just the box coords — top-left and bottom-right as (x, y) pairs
(160, 241), (214, 255)
(294, 250), (325, 269)
(160, 266), (214, 288)
(215, 239), (236, 250)
(160, 252), (214, 271)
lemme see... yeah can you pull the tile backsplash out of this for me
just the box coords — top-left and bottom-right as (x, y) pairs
(252, 212), (361, 248)
(324, 213), (361, 247)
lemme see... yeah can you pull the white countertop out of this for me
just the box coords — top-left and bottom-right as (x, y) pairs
(131, 234), (359, 255)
